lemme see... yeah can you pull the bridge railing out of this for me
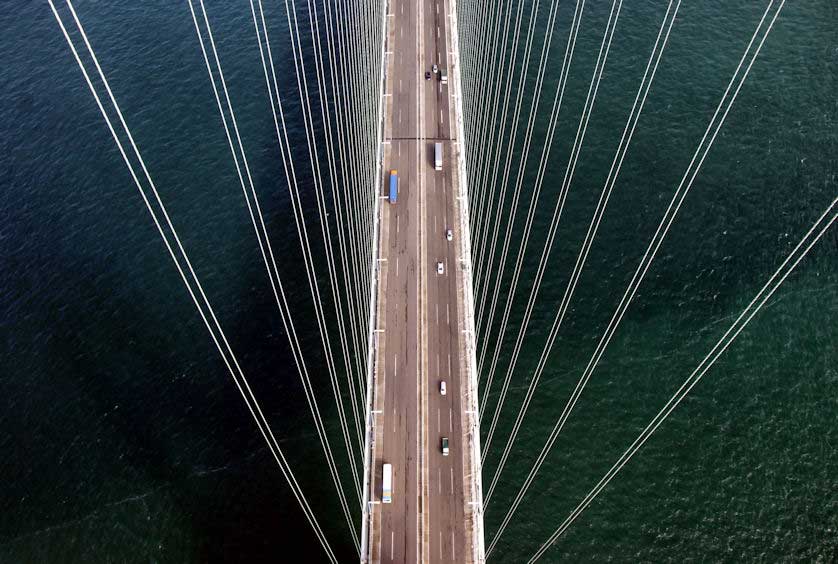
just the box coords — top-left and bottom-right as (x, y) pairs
(360, 0), (390, 561)
(449, 0), (486, 561)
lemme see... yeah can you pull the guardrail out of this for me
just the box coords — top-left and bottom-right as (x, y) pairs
(359, 0), (390, 561)
(449, 0), (487, 561)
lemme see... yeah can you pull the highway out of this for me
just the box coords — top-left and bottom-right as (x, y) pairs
(371, 0), (466, 560)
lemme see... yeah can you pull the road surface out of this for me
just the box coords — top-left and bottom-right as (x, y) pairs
(371, 0), (467, 561)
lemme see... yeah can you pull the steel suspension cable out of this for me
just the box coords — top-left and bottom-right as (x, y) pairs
(529, 148), (829, 564)
(483, 0), (675, 464)
(279, 0), (366, 476)
(474, 0), (548, 370)
(191, 0), (360, 543)
(477, 0), (582, 443)
(48, 2), (339, 559)
(486, 1), (785, 550)
(473, 0), (540, 344)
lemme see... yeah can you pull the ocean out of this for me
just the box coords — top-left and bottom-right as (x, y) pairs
(1, 1), (835, 563)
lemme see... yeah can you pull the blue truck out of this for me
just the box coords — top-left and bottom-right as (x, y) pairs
(389, 170), (398, 203)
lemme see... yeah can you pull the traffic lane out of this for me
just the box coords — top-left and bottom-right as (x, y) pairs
(420, 15), (442, 141)
(381, 188), (406, 564)
(441, 129), (467, 560)
(426, 0), (464, 558)
(378, 0), (424, 560)
(380, 140), (420, 564)
(401, 141), (421, 564)
(436, 182), (465, 563)
(425, 174), (445, 563)
(424, 0), (450, 141)
(426, 168), (464, 562)
(391, 0), (418, 139)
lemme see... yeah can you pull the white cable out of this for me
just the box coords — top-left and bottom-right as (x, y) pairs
(478, 0), (580, 453)
(272, 0), (365, 501)
(486, 0), (784, 552)
(48, 2), (338, 560)
(483, 0), (676, 465)
(190, 0), (360, 547)
(529, 171), (830, 564)
(473, 0), (540, 346)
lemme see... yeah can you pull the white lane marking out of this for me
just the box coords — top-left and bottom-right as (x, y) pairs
(393, 408), (396, 434)
(391, 531), (394, 560)
(397, 215), (400, 235)
(401, 26), (403, 38)
(399, 79), (402, 93)
(450, 467), (454, 493)
(399, 108), (402, 124)
(446, 303), (450, 325)
(378, 518), (383, 563)
(449, 408), (453, 433)
(436, 26), (439, 38)
(396, 255), (399, 271)
(434, 215), (437, 232)
(451, 530), (456, 561)
(447, 353), (451, 376)
(438, 468), (441, 494)
(436, 303), (439, 325)
(437, 407), (440, 431)
(439, 532), (443, 561)
(415, 1), (427, 560)
(440, 109), (443, 123)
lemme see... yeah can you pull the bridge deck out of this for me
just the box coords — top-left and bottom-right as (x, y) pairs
(362, 0), (483, 561)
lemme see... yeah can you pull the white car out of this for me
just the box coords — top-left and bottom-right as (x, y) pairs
(437, 261), (444, 275)
(440, 381), (446, 395)
(432, 63), (439, 74)
(446, 229), (453, 241)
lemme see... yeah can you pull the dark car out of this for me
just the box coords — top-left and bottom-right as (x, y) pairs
(425, 71), (431, 80)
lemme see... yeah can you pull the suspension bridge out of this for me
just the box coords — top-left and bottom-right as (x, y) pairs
(45, 0), (836, 562)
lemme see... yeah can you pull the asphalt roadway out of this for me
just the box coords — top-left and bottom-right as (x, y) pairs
(375, 0), (465, 561)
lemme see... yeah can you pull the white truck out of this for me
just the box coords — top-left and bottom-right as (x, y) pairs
(382, 463), (393, 503)
(434, 142), (443, 171)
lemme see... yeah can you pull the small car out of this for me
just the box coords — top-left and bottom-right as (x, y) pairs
(440, 381), (446, 395)
(425, 71), (431, 80)
(446, 229), (453, 241)
(441, 437), (449, 456)
(437, 261), (444, 275)
(432, 64), (439, 74)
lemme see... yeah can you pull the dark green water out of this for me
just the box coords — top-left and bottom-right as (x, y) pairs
(0, 1), (835, 563)
(469, 1), (837, 562)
